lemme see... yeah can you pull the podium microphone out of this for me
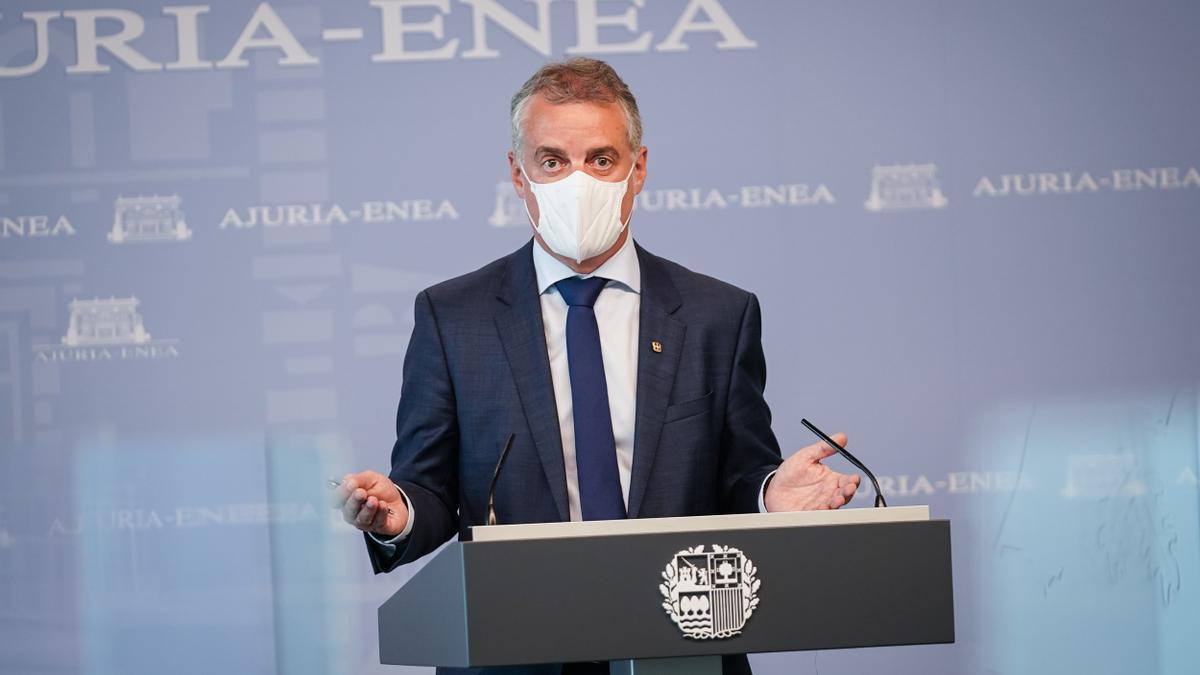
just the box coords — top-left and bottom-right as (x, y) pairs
(801, 419), (888, 508)
(486, 433), (516, 526)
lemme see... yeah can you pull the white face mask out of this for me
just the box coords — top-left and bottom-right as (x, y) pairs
(522, 163), (635, 264)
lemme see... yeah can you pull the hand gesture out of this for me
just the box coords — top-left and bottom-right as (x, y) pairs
(331, 471), (409, 537)
(763, 432), (861, 512)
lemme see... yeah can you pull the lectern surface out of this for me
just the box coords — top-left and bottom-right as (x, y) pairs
(471, 505), (929, 542)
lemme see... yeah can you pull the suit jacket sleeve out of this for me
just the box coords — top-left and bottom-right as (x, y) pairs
(719, 292), (783, 513)
(365, 290), (460, 573)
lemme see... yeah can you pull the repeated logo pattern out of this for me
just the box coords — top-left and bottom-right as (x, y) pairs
(108, 195), (192, 244)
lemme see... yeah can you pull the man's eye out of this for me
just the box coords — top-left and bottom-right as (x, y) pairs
(542, 159), (561, 171)
(594, 157), (613, 169)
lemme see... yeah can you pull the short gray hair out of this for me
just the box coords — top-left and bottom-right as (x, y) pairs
(510, 58), (643, 153)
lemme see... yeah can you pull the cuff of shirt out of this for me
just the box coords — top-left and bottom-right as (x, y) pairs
(758, 470), (777, 513)
(366, 484), (414, 549)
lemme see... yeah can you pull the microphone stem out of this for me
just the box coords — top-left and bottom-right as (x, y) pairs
(486, 433), (517, 526)
(800, 419), (888, 508)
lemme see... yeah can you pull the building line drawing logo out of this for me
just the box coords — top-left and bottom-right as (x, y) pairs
(488, 181), (526, 228)
(660, 544), (760, 640)
(61, 297), (152, 346)
(109, 194), (193, 243)
(33, 296), (180, 363)
(864, 163), (948, 212)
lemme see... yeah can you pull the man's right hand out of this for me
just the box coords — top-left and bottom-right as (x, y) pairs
(332, 471), (409, 537)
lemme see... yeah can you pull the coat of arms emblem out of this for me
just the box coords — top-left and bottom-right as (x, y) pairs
(660, 545), (760, 640)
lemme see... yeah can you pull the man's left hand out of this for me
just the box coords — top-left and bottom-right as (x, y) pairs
(763, 432), (861, 511)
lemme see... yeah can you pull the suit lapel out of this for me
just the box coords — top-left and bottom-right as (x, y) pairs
(494, 241), (570, 521)
(627, 244), (686, 518)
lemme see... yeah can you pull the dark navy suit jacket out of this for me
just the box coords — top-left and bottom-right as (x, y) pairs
(367, 240), (783, 675)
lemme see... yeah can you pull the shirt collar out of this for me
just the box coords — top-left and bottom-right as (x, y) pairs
(532, 235), (641, 296)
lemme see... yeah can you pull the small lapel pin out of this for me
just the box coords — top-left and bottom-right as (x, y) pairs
(651, 340), (663, 353)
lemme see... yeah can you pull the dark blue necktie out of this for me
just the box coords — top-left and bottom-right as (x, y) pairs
(555, 276), (626, 521)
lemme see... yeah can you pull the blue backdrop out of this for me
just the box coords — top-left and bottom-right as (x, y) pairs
(1, 1), (1198, 674)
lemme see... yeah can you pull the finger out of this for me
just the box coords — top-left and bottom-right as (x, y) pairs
(794, 440), (835, 464)
(354, 502), (377, 530)
(799, 432), (848, 462)
(816, 477), (842, 509)
(341, 487), (366, 525)
(822, 432), (848, 456)
(843, 481), (858, 501)
(369, 503), (390, 532)
(837, 473), (861, 491)
(330, 473), (359, 508)
(330, 480), (351, 510)
(354, 495), (379, 529)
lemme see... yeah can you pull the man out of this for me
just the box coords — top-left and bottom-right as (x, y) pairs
(334, 58), (861, 675)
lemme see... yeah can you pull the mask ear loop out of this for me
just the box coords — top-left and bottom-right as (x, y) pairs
(518, 163), (541, 231)
(620, 160), (638, 229)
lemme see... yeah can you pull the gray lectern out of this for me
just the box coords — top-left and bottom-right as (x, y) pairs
(379, 506), (953, 674)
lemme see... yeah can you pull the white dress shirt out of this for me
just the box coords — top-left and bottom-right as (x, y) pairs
(532, 235), (641, 521)
(373, 237), (771, 547)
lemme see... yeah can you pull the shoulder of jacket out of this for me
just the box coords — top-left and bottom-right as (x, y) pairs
(421, 252), (511, 304)
(642, 246), (754, 309)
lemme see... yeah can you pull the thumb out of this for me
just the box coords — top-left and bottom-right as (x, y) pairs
(801, 432), (847, 462)
(345, 470), (387, 496)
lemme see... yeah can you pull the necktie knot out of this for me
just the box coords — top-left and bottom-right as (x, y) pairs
(555, 276), (608, 308)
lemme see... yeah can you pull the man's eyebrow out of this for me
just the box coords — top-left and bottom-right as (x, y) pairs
(532, 145), (624, 158)
(587, 146), (622, 158)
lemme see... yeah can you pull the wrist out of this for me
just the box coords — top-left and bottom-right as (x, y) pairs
(761, 472), (778, 513)
(373, 484), (414, 539)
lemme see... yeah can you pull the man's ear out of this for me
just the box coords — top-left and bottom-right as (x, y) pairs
(507, 150), (526, 199)
(633, 145), (648, 194)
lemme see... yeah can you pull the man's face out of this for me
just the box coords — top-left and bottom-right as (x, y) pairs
(507, 94), (648, 240)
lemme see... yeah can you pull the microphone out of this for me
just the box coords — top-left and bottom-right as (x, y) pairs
(486, 433), (517, 526)
(801, 419), (888, 508)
